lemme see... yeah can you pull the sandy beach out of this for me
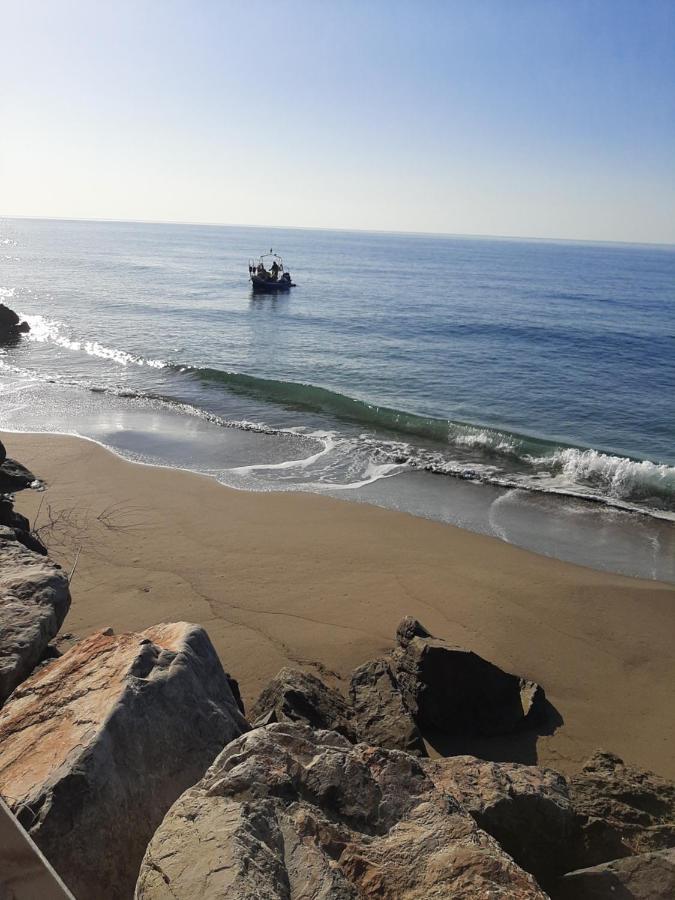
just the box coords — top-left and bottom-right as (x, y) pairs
(7, 430), (674, 779)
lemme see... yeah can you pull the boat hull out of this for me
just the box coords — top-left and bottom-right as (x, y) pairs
(250, 276), (294, 292)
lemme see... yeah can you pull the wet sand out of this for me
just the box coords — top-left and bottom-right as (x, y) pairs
(7, 430), (675, 778)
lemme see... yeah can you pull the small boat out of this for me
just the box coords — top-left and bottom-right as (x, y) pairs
(248, 250), (296, 292)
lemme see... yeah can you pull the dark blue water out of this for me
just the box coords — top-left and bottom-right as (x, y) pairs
(1, 218), (674, 579)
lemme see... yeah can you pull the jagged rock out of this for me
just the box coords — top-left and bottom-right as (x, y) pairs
(0, 439), (5, 464)
(0, 303), (30, 339)
(0, 496), (30, 531)
(0, 539), (70, 705)
(552, 848), (675, 900)
(425, 755), (576, 886)
(135, 722), (547, 899)
(0, 523), (47, 555)
(0, 458), (36, 493)
(350, 656), (426, 755)
(569, 750), (675, 867)
(396, 614), (433, 647)
(391, 617), (546, 736)
(251, 666), (357, 740)
(0, 623), (249, 900)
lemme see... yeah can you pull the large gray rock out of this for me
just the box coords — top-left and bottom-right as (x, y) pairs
(350, 656), (426, 755)
(0, 622), (249, 900)
(135, 722), (547, 899)
(425, 755), (576, 886)
(391, 617), (545, 736)
(251, 666), (357, 740)
(0, 538), (70, 705)
(569, 750), (675, 867)
(552, 848), (675, 900)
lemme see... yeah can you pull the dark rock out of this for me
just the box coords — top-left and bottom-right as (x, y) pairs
(0, 303), (30, 340)
(425, 754), (577, 887)
(0, 538), (70, 705)
(0, 458), (37, 493)
(350, 656), (426, 755)
(0, 496), (30, 531)
(0, 440), (5, 464)
(225, 671), (245, 716)
(136, 722), (548, 899)
(251, 666), (357, 741)
(0, 623), (250, 900)
(391, 617), (546, 736)
(552, 848), (675, 900)
(396, 614), (433, 648)
(569, 750), (675, 868)
(0, 524), (48, 555)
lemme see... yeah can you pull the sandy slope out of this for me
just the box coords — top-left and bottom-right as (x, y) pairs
(7, 431), (674, 778)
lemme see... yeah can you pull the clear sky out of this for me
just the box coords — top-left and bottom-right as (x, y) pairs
(2, 0), (674, 243)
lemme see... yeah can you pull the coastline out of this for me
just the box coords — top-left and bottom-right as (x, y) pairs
(8, 429), (675, 779)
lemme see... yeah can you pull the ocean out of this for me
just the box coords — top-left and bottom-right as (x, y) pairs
(1, 217), (674, 581)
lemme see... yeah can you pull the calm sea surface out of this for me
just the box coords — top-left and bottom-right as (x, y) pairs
(1, 218), (674, 580)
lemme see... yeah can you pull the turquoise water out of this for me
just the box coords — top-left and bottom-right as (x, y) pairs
(1, 218), (674, 579)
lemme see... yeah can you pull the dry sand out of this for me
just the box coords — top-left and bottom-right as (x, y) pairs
(7, 431), (674, 778)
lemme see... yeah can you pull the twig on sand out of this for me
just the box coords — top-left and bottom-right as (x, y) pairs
(68, 546), (82, 584)
(32, 493), (45, 533)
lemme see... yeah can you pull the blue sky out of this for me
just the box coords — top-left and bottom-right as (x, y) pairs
(2, 0), (674, 242)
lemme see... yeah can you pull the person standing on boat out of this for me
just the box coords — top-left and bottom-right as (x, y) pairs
(270, 259), (280, 280)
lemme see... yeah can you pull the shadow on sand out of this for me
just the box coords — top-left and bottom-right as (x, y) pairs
(423, 699), (564, 765)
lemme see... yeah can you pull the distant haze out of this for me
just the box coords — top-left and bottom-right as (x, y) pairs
(1, 0), (674, 244)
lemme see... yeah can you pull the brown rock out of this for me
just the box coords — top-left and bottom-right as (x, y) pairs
(350, 656), (426, 755)
(425, 755), (576, 886)
(0, 538), (70, 705)
(251, 666), (357, 740)
(392, 617), (546, 736)
(569, 750), (675, 867)
(552, 848), (675, 900)
(0, 622), (249, 900)
(136, 722), (547, 899)
(0, 458), (37, 493)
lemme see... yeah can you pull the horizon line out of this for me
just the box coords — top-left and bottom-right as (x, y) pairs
(2, 212), (674, 250)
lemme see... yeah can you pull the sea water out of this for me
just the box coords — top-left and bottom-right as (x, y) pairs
(1, 218), (673, 581)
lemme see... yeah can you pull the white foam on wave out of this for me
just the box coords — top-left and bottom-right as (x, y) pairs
(448, 424), (519, 455)
(21, 314), (167, 369)
(227, 431), (337, 474)
(527, 446), (675, 501)
(0, 287), (16, 299)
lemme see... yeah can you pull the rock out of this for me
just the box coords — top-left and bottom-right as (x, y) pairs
(0, 303), (30, 340)
(552, 848), (675, 900)
(569, 750), (675, 868)
(0, 439), (5, 464)
(251, 666), (357, 740)
(425, 755), (576, 886)
(0, 496), (30, 531)
(0, 622), (249, 900)
(225, 671), (245, 715)
(0, 458), (37, 493)
(350, 656), (426, 755)
(136, 722), (547, 899)
(396, 614), (433, 647)
(0, 523), (47, 555)
(0, 539), (70, 705)
(392, 617), (546, 736)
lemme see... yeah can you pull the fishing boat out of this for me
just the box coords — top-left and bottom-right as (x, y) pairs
(248, 250), (296, 292)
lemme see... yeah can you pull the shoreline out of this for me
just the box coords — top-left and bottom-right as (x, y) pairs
(6, 429), (675, 779)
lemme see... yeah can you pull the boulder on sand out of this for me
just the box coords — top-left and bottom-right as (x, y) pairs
(0, 303), (30, 340)
(250, 665), (357, 740)
(135, 722), (548, 899)
(0, 622), (249, 900)
(0, 457), (37, 493)
(569, 750), (675, 868)
(552, 848), (675, 900)
(391, 616), (546, 736)
(425, 754), (576, 887)
(0, 538), (70, 705)
(350, 655), (426, 755)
